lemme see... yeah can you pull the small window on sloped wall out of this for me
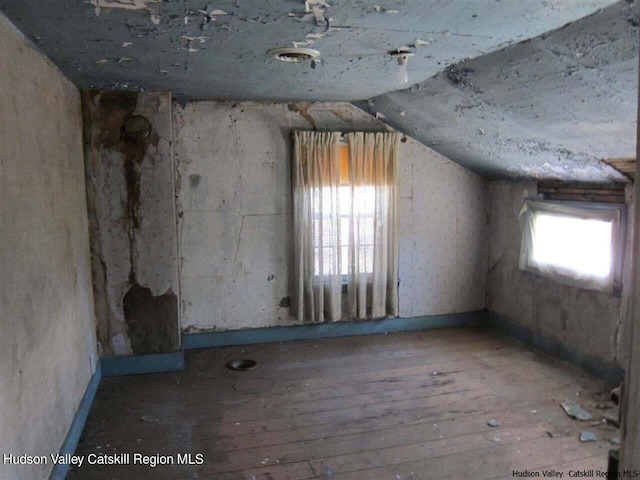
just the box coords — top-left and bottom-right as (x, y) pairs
(519, 200), (625, 293)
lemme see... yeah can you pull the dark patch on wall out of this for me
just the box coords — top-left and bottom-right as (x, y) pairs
(189, 174), (201, 188)
(123, 284), (180, 354)
(124, 115), (152, 140)
(83, 91), (158, 231)
(279, 296), (291, 308)
(82, 91), (160, 287)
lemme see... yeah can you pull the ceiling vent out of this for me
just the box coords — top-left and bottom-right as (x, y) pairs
(268, 47), (321, 63)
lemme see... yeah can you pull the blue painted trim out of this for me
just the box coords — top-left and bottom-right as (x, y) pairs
(50, 364), (102, 480)
(100, 351), (185, 377)
(486, 311), (624, 385)
(182, 311), (485, 350)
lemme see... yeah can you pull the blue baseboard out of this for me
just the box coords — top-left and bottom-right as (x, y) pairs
(101, 351), (185, 377)
(486, 311), (624, 385)
(50, 364), (102, 480)
(182, 311), (485, 350)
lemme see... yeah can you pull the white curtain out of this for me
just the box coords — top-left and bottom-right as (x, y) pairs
(292, 131), (343, 323)
(346, 132), (400, 319)
(291, 130), (400, 323)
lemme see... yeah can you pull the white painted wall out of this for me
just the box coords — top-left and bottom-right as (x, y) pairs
(0, 13), (98, 480)
(174, 102), (488, 331)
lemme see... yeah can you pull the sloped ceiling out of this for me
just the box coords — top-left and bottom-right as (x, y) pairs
(0, 0), (636, 181)
(357, 0), (638, 181)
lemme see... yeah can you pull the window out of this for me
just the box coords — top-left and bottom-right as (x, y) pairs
(291, 130), (400, 322)
(519, 200), (625, 292)
(311, 144), (387, 277)
(312, 185), (381, 276)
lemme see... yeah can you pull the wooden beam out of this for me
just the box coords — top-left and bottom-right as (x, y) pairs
(603, 157), (635, 181)
(537, 181), (626, 204)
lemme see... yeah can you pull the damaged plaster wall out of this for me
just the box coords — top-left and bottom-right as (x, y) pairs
(83, 91), (180, 356)
(486, 181), (634, 369)
(173, 101), (488, 332)
(0, 12), (98, 480)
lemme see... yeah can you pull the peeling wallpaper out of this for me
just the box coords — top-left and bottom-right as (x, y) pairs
(83, 91), (181, 356)
(173, 101), (488, 331)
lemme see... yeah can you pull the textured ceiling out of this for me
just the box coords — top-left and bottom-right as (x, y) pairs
(357, 0), (638, 181)
(0, 0), (620, 101)
(0, 0), (636, 181)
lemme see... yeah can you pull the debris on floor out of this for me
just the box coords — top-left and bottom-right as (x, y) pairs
(560, 399), (592, 420)
(579, 431), (597, 442)
(611, 436), (620, 445)
(602, 407), (620, 427)
(140, 415), (159, 423)
(487, 419), (500, 427)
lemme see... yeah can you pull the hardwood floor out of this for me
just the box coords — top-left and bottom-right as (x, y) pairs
(69, 327), (619, 479)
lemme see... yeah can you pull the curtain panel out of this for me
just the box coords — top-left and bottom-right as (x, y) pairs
(291, 130), (400, 323)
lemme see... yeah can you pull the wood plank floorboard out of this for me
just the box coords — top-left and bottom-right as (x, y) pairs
(68, 328), (618, 479)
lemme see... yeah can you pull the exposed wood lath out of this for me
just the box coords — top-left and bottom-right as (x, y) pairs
(603, 157), (635, 181)
(538, 181), (626, 204)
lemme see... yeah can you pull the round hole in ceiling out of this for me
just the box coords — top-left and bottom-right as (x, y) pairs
(268, 47), (321, 63)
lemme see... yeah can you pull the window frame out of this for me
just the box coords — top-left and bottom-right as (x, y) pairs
(311, 185), (381, 283)
(310, 142), (384, 285)
(519, 200), (626, 293)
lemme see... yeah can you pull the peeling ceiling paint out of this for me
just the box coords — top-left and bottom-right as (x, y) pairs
(0, 0), (619, 101)
(0, 0), (635, 181)
(357, 0), (638, 181)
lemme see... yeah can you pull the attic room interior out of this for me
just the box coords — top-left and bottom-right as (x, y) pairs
(1, 0), (640, 479)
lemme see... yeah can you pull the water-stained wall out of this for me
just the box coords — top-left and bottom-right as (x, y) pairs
(486, 181), (634, 369)
(0, 12), (98, 480)
(83, 91), (180, 356)
(173, 101), (488, 332)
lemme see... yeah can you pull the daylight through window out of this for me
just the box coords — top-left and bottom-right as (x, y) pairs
(312, 185), (387, 276)
(519, 200), (624, 292)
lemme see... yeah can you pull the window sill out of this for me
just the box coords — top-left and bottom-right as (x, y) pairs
(522, 268), (622, 297)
